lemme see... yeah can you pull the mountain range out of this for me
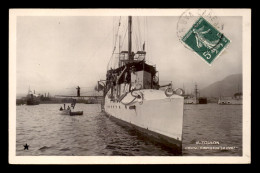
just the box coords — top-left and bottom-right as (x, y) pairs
(200, 73), (242, 97)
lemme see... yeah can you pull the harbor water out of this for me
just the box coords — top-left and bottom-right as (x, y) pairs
(16, 103), (242, 156)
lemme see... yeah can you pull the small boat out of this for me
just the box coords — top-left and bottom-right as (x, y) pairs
(60, 109), (83, 116)
(60, 109), (70, 115)
(58, 98), (83, 116)
(70, 111), (83, 116)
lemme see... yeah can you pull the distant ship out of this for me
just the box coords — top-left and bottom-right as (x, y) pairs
(97, 16), (184, 153)
(198, 97), (207, 104)
(26, 88), (40, 105)
(184, 84), (207, 104)
(218, 92), (242, 105)
(218, 82), (242, 105)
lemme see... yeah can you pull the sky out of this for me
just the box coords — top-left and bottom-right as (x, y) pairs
(16, 16), (242, 97)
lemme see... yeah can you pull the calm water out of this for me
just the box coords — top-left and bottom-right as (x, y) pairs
(16, 103), (242, 156)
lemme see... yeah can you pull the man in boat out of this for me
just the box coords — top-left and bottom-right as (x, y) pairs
(71, 99), (76, 109)
(67, 105), (71, 110)
(60, 106), (63, 111)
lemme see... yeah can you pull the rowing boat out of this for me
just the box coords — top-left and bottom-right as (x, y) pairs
(60, 110), (83, 116)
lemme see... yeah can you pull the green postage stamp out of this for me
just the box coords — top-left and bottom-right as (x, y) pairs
(182, 17), (230, 65)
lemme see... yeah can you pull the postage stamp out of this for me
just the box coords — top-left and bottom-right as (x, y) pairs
(177, 9), (224, 44)
(181, 17), (230, 65)
(9, 9), (251, 164)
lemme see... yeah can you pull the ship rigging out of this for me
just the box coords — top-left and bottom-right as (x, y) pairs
(97, 16), (185, 154)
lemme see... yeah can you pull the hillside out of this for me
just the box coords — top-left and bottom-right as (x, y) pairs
(200, 74), (242, 97)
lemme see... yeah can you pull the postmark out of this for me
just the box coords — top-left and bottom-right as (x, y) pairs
(177, 9), (230, 65)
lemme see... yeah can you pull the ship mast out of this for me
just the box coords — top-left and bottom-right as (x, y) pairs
(118, 35), (121, 67)
(128, 16), (132, 62)
(194, 83), (198, 104)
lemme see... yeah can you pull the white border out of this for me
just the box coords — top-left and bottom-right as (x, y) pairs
(9, 8), (251, 164)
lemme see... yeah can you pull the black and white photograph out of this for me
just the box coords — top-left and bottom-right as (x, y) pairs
(9, 9), (251, 164)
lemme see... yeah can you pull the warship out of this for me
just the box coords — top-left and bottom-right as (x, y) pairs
(26, 88), (40, 105)
(184, 84), (207, 104)
(97, 16), (184, 153)
(218, 92), (242, 105)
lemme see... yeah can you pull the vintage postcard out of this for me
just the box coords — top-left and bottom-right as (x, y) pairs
(9, 9), (251, 164)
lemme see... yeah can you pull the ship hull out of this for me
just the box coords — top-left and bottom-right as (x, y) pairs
(199, 98), (207, 104)
(60, 110), (83, 116)
(104, 89), (184, 153)
(26, 99), (40, 105)
(218, 99), (242, 105)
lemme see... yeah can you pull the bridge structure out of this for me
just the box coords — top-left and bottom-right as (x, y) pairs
(55, 93), (103, 99)
(54, 86), (104, 100)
